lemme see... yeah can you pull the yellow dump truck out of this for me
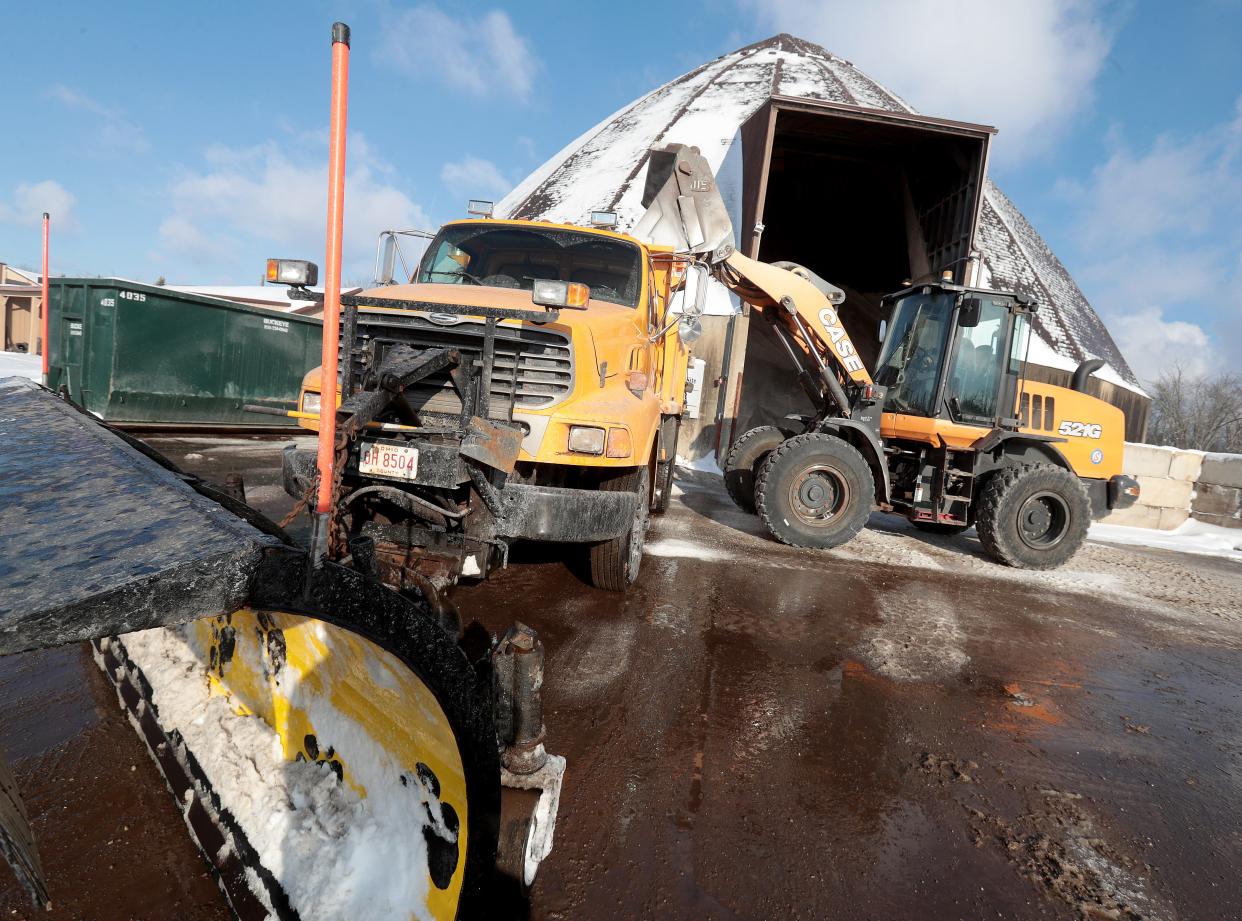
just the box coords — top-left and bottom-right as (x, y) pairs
(278, 216), (699, 594)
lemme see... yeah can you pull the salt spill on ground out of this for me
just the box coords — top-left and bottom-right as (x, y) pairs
(857, 583), (970, 681)
(676, 453), (723, 475)
(644, 537), (732, 562)
(122, 626), (440, 921)
(0, 350), (41, 381)
(1090, 518), (1242, 562)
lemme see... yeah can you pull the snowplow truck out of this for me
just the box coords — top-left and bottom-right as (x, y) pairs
(275, 217), (697, 593)
(638, 143), (1140, 570)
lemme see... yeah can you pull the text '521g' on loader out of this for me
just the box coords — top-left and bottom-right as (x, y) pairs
(640, 144), (1140, 570)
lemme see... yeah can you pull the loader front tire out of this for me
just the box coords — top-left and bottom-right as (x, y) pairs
(724, 425), (786, 513)
(755, 433), (873, 550)
(975, 464), (1090, 570)
(590, 466), (650, 591)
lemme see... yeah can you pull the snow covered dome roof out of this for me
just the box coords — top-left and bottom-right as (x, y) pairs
(500, 34), (1141, 393)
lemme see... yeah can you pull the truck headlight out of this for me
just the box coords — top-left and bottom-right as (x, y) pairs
(301, 391), (322, 415)
(568, 425), (605, 455)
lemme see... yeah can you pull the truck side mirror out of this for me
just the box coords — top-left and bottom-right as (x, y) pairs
(677, 316), (703, 343)
(958, 296), (982, 328)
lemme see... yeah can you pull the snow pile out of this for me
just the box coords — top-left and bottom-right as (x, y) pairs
(1089, 519), (1242, 562)
(121, 625), (444, 921)
(0, 350), (41, 382)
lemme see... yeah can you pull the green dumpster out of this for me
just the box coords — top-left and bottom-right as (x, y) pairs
(45, 278), (322, 428)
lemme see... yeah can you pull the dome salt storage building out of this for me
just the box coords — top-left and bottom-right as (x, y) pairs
(499, 34), (1148, 452)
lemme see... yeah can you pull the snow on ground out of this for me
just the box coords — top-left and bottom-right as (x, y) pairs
(0, 350), (41, 382)
(121, 625), (440, 921)
(1090, 519), (1242, 562)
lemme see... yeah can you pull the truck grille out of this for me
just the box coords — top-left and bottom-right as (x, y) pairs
(348, 312), (574, 419)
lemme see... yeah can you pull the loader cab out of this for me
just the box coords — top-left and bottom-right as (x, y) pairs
(875, 282), (1032, 446)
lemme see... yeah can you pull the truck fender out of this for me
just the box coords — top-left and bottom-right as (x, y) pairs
(813, 419), (890, 504)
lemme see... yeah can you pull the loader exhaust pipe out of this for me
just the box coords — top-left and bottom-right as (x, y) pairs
(309, 22), (351, 567)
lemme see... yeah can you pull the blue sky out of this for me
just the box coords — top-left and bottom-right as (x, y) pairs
(2, 1), (1240, 381)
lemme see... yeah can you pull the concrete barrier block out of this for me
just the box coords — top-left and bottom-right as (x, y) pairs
(1122, 443), (1173, 478)
(1100, 504), (1162, 529)
(1134, 476), (1194, 510)
(1200, 453), (1242, 489)
(1167, 451), (1204, 482)
(1192, 483), (1242, 520)
(1157, 507), (1189, 530)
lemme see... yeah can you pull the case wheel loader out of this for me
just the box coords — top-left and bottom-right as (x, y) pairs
(639, 144), (1140, 570)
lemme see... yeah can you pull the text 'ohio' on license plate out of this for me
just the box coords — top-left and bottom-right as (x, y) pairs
(358, 441), (419, 481)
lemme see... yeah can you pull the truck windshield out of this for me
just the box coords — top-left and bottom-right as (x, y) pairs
(417, 224), (643, 308)
(875, 291), (955, 417)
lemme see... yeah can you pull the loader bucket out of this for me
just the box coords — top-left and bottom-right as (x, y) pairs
(0, 378), (505, 919)
(632, 143), (736, 260)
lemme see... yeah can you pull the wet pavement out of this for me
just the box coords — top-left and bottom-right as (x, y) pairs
(2, 434), (1240, 920)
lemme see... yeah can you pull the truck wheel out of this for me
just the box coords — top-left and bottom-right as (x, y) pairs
(590, 466), (650, 591)
(652, 415), (680, 515)
(755, 433), (873, 550)
(975, 464), (1091, 570)
(912, 521), (971, 536)
(723, 426), (786, 513)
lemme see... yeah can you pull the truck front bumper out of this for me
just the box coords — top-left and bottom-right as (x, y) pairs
(282, 447), (635, 543)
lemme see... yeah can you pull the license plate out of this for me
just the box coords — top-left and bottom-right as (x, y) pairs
(358, 441), (419, 481)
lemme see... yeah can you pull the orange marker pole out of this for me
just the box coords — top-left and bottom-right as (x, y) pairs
(310, 22), (350, 565)
(40, 212), (50, 382)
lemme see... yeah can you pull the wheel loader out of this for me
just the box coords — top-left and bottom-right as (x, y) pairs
(0, 25), (563, 921)
(639, 144), (1140, 569)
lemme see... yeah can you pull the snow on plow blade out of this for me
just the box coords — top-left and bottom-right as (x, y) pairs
(0, 378), (555, 919)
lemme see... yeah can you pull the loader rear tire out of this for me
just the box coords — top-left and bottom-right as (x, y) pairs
(590, 466), (650, 591)
(724, 425), (786, 513)
(975, 463), (1091, 570)
(755, 433), (873, 550)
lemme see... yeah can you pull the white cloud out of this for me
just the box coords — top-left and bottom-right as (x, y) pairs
(0, 180), (78, 231)
(155, 133), (431, 282)
(1104, 307), (1219, 382)
(441, 155), (512, 200)
(377, 6), (538, 102)
(1061, 99), (1242, 381)
(47, 84), (150, 154)
(744, 0), (1112, 160)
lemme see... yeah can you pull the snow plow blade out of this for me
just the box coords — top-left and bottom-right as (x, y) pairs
(0, 378), (560, 918)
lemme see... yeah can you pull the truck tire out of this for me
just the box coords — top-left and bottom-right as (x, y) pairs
(652, 415), (680, 515)
(723, 426), (786, 513)
(590, 466), (650, 591)
(975, 464), (1091, 570)
(755, 433), (873, 550)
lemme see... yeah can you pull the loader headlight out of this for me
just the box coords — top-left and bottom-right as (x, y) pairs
(266, 258), (319, 286)
(301, 391), (322, 415)
(568, 425), (605, 455)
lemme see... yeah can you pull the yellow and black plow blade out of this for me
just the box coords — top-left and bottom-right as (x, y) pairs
(0, 379), (555, 919)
